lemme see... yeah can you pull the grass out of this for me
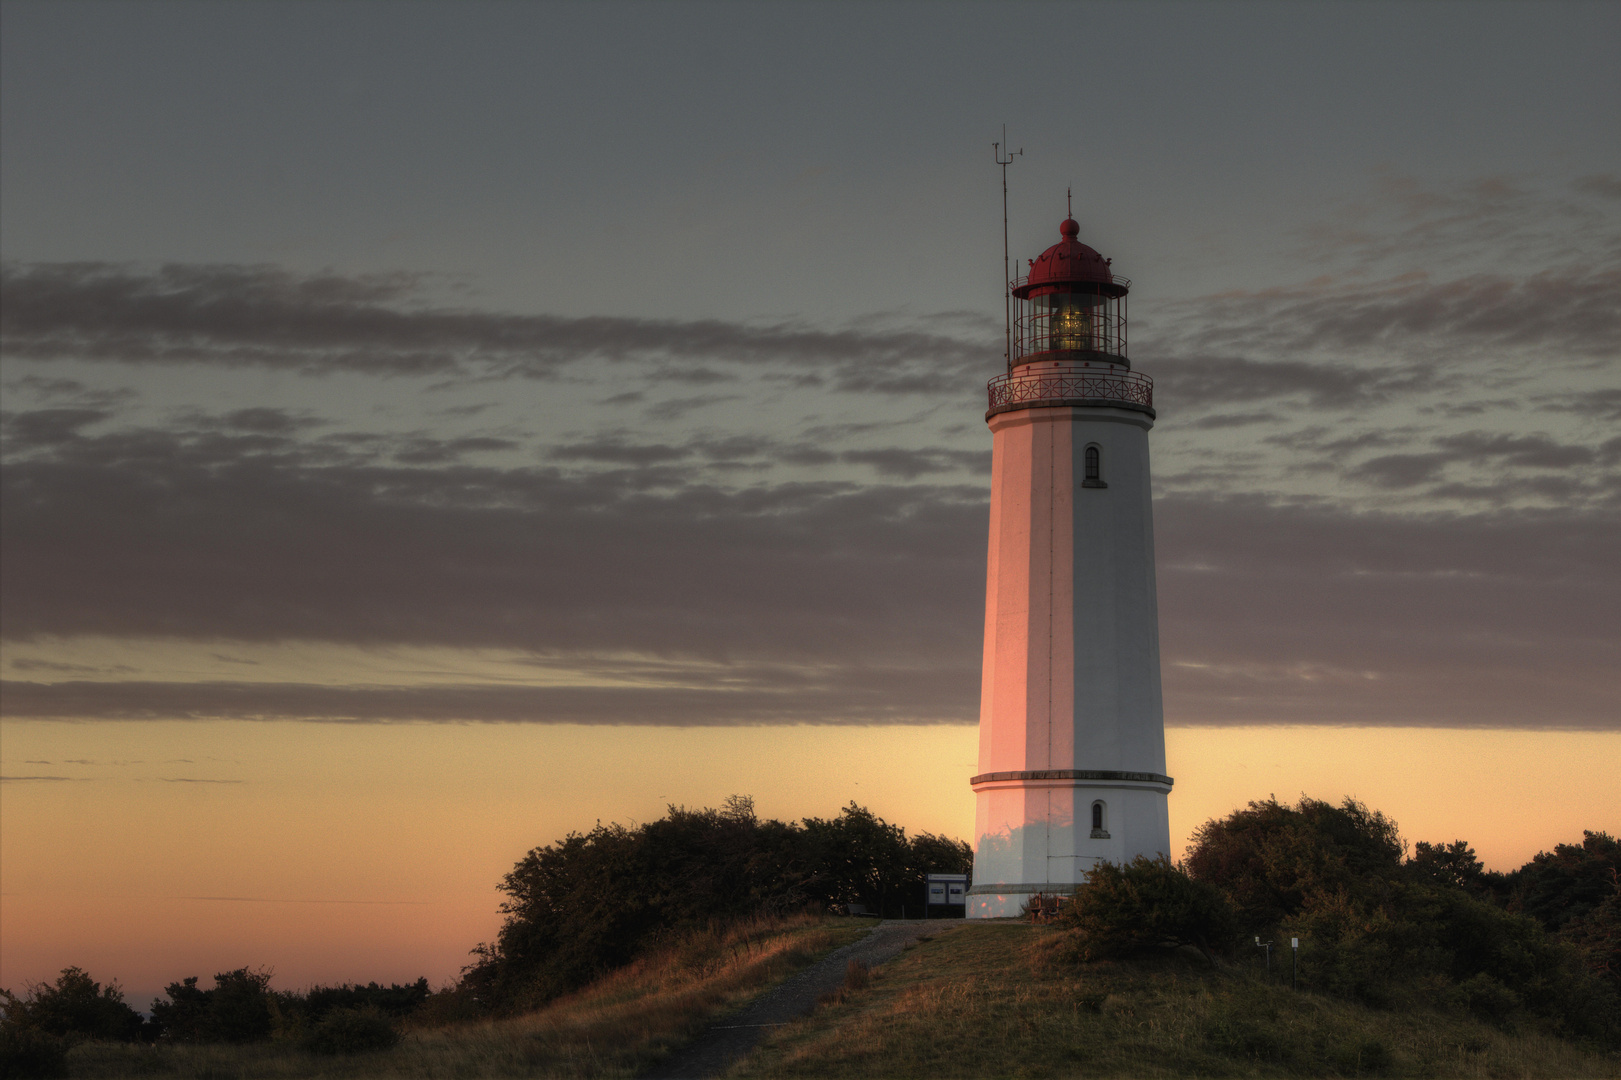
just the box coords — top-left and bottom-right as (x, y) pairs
(62, 914), (877, 1079)
(732, 922), (1621, 1079)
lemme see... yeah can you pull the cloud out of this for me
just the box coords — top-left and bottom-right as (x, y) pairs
(1432, 432), (1596, 469)
(0, 262), (992, 387)
(1179, 411), (1282, 430)
(1347, 452), (1450, 489)
(9, 657), (133, 674)
(0, 675), (976, 726)
(1536, 388), (1621, 424)
(0, 409), (1614, 730)
(1572, 174), (1621, 201)
(1150, 267), (1621, 371)
(1295, 172), (1621, 275)
(1147, 355), (1432, 413)
(1343, 431), (1604, 490)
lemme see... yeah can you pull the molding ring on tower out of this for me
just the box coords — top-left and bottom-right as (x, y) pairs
(969, 768), (1174, 787)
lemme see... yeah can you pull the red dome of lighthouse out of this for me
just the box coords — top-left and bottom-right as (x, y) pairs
(1012, 217), (1127, 299)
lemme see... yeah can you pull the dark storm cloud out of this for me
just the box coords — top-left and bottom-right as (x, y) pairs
(1, 420), (1615, 730)
(0, 262), (991, 386)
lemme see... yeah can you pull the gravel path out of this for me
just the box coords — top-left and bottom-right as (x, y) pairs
(640, 918), (963, 1080)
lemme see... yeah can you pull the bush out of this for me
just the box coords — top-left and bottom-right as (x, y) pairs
(0, 1024), (68, 1079)
(1185, 796), (1403, 930)
(1061, 855), (1239, 960)
(148, 968), (273, 1044)
(300, 1007), (398, 1055)
(467, 797), (973, 1012)
(304, 978), (429, 1023)
(1184, 796), (1621, 1046)
(0, 967), (145, 1043)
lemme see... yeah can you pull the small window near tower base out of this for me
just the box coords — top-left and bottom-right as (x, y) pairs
(1083, 444), (1107, 489)
(1091, 800), (1110, 839)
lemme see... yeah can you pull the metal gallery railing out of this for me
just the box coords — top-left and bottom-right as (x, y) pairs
(987, 362), (1153, 412)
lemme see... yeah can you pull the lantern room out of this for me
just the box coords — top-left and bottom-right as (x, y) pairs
(1010, 217), (1130, 368)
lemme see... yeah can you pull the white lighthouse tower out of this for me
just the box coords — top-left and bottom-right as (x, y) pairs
(966, 211), (1172, 919)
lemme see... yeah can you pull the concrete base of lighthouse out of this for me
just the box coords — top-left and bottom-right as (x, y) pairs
(965, 775), (1172, 918)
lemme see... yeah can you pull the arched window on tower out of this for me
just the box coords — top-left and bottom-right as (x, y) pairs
(1082, 444), (1107, 489)
(1091, 800), (1109, 839)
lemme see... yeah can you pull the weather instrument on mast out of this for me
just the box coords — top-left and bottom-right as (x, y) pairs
(994, 128), (1022, 374)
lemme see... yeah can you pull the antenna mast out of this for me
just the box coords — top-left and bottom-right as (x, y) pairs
(994, 127), (1022, 374)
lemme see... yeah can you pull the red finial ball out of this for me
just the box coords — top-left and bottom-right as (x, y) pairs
(1060, 217), (1080, 238)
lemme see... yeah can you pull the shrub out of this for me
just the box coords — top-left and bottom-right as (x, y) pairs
(148, 968), (273, 1044)
(1185, 797), (1621, 1045)
(0, 967), (146, 1043)
(1061, 855), (1239, 960)
(468, 797), (972, 1013)
(1185, 796), (1403, 930)
(304, 978), (429, 1023)
(300, 1006), (398, 1055)
(0, 1024), (68, 1079)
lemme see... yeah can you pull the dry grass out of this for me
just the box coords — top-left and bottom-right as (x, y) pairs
(733, 922), (1621, 1079)
(64, 914), (876, 1079)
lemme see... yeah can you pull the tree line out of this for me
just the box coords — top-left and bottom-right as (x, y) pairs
(0, 968), (424, 1074)
(459, 796), (972, 1013)
(5, 793), (1615, 1071)
(1063, 796), (1620, 1046)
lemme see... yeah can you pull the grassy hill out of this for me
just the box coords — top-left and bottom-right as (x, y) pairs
(33, 917), (1621, 1078)
(57, 915), (874, 1079)
(736, 921), (1620, 1080)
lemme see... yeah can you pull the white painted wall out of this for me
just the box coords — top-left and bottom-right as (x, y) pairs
(968, 402), (1171, 918)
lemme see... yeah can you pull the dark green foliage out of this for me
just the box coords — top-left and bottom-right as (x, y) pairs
(465, 796), (972, 1012)
(0, 1024), (68, 1079)
(148, 969), (272, 1044)
(1506, 831), (1621, 987)
(1409, 840), (1508, 900)
(1184, 796), (1403, 930)
(299, 1006), (399, 1055)
(303, 979), (429, 1023)
(0, 967), (145, 1044)
(1560, 889), (1621, 986)
(1509, 831), (1619, 933)
(1060, 855), (1239, 959)
(1181, 796), (1621, 1046)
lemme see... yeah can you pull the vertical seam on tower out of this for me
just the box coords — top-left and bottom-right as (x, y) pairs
(1047, 420), (1055, 869)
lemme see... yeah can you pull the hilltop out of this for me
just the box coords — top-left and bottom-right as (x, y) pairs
(736, 920), (1621, 1079)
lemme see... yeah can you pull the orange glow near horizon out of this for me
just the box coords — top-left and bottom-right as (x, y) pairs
(3, 720), (1615, 1005)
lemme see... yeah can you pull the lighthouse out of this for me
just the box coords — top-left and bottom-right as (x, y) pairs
(965, 211), (1172, 919)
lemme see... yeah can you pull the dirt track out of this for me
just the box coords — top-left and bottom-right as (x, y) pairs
(641, 918), (964, 1080)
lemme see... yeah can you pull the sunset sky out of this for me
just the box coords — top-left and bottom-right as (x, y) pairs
(2, 1), (1617, 1007)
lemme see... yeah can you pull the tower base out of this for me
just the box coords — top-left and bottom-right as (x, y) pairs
(966, 778), (1171, 919)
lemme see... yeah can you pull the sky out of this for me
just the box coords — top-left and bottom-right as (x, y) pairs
(1, 1), (1617, 1006)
